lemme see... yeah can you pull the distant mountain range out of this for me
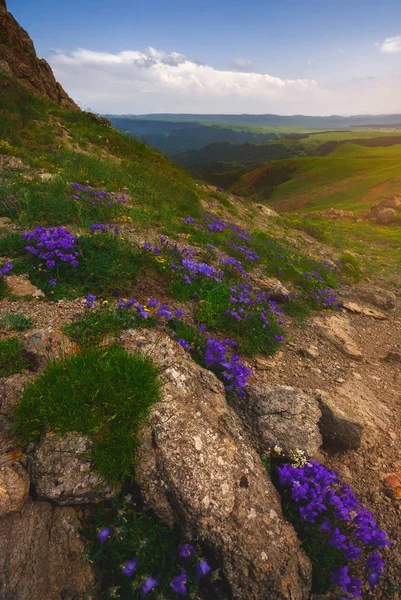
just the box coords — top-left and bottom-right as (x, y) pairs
(106, 113), (401, 129)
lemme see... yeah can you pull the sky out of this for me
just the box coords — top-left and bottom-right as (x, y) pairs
(8, 0), (401, 115)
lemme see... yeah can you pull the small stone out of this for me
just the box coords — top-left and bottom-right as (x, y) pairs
(352, 372), (362, 381)
(314, 314), (363, 360)
(251, 276), (290, 300)
(299, 346), (319, 360)
(0, 216), (12, 227)
(382, 473), (401, 500)
(385, 350), (401, 363)
(0, 462), (30, 517)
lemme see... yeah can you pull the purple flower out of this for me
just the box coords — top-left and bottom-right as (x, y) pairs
(122, 558), (138, 577)
(344, 542), (361, 561)
(98, 526), (112, 546)
(86, 293), (97, 308)
(368, 571), (381, 588)
(175, 308), (185, 318)
(346, 576), (362, 597)
(143, 243), (151, 251)
(195, 559), (212, 580)
(329, 528), (347, 550)
(178, 544), (197, 559)
(178, 338), (191, 350)
(367, 551), (385, 574)
(332, 566), (351, 591)
(49, 278), (57, 286)
(140, 576), (158, 598)
(147, 298), (159, 307)
(171, 569), (187, 595)
(0, 261), (13, 276)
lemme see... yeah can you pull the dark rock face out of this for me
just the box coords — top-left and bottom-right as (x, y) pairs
(317, 392), (364, 453)
(0, 1), (78, 109)
(0, 499), (95, 600)
(121, 329), (312, 600)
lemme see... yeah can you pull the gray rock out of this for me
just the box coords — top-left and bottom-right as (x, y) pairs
(354, 284), (396, 310)
(233, 384), (322, 458)
(29, 430), (117, 505)
(24, 328), (77, 364)
(375, 208), (397, 225)
(251, 276), (290, 300)
(0, 425), (29, 517)
(317, 392), (364, 453)
(0, 372), (36, 417)
(299, 345), (320, 360)
(120, 329), (312, 600)
(255, 204), (280, 218)
(0, 499), (95, 600)
(314, 314), (363, 360)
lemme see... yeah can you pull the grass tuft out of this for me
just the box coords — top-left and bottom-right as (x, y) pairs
(0, 337), (31, 376)
(12, 344), (161, 484)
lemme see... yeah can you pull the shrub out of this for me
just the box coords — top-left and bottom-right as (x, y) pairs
(13, 344), (161, 484)
(0, 337), (30, 376)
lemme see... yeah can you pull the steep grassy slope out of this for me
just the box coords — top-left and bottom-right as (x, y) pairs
(233, 143), (401, 213)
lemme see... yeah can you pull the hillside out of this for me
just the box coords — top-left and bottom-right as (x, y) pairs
(1, 4), (401, 600)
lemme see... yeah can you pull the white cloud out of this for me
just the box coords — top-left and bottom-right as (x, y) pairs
(49, 46), (401, 115)
(378, 36), (401, 54)
(232, 58), (253, 71)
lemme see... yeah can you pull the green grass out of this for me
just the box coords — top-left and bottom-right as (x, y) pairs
(0, 337), (31, 376)
(0, 311), (33, 331)
(64, 308), (136, 347)
(12, 344), (161, 484)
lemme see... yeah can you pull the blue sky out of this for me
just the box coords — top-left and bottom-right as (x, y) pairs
(8, 0), (401, 114)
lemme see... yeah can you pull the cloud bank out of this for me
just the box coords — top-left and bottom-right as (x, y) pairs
(378, 36), (401, 55)
(50, 46), (401, 115)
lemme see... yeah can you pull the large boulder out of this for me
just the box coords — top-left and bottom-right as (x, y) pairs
(232, 384), (322, 458)
(120, 329), (312, 600)
(28, 430), (117, 505)
(317, 392), (364, 453)
(0, 499), (95, 600)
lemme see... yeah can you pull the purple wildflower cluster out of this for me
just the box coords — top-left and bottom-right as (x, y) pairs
(117, 296), (182, 321)
(278, 461), (390, 597)
(0, 261), (13, 277)
(71, 182), (127, 208)
(225, 283), (284, 340)
(143, 237), (224, 284)
(204, 337), (253, 396)
(22, 226), (79, 269)
(181, 213), (251, 242)
(0, 195), (19, 217)
(90, 223), (120, 235)
(98, 526), (213, 598)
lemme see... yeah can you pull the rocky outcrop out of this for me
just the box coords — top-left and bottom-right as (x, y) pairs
(353, 283), (396, 310)
(0, 499), (95, 600)
(317, 391), (364, 453)
(0, 0), (78, 109)
(28, 430), (117, 505)
(341, 300), (388, 320)
(314, 313), (363, 359)
(120, 329), (312, 600)
(233, 384), (322, 458)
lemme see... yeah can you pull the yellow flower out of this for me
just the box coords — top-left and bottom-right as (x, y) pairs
(102, 300), (109, 306)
